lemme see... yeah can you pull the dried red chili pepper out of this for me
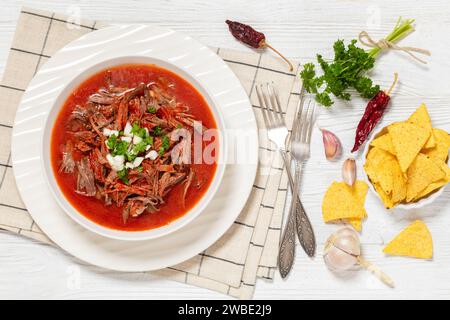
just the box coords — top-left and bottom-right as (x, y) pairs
(225, 20), (293, 71)
(351, 73), (398, 153)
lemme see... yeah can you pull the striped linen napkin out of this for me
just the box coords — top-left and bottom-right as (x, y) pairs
(0, 7), (302, 299)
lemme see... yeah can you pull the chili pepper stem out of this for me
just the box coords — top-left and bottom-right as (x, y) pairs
(386, 72), (399, 96)
(262, 41), (294, 71)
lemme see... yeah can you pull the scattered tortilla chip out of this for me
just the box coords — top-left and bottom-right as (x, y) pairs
(406, 153), (445, 201)
(407, 104), (435, 149)
(383, 220), (433, 259)
(388, 122), (430, 172)
(370, 133), (396, 155)
(423, 128), (450, 162)
(345, 182), (369, 232)
(322, 181), (367, 223)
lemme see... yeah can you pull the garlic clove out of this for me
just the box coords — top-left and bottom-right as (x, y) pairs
(320, 128), (342, 160)
(342, 157), (356, 186)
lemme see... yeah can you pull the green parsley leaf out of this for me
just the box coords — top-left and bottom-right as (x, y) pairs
(158, 147), (165, 156)
(148, 106), (157, 113)
(300, 39), (380, 107)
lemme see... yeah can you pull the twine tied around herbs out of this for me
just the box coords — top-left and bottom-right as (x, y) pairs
(358, 30), (431, 64)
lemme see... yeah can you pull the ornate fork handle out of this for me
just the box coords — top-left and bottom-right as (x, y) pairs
(280, 151), (316, 257)
(278, 197), (296, 278)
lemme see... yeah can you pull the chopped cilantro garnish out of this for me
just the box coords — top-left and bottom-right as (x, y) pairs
(136, 166), (143, 173)
(132, 140), (148, 155)
(117, 168), (129, 184)
(153, 126), (162, 136)
(158, 147), (165, 156)
(107, 134), (129, 156)
(106, 134), (118, 149)
(161, 135), (170, 150)
(148, 106), (157, 113)
(112, 140), (129, 156)
(131, 122), (147, 138)
(144, 135), (153, 146)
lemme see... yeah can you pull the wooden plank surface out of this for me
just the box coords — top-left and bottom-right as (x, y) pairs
(1, 0), (450, 299)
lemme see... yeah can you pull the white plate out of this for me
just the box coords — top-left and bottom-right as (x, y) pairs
(11, 25), (258, 271)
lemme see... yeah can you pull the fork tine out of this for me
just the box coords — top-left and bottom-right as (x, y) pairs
(255, 85), (271, 129)
(267, 83), (284, 126)
(305, 102), (316, 145)
(300, 100), (312, 143)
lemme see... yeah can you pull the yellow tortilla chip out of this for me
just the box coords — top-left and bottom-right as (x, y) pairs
(388, 122), (430, 172)
(407, 104), (435, 149)
(373, 181), (394, 208)
(383, 220), (433, 259)
(414, 160), (450, 200)
(364, 147), (395, 195)
(406, 153), (445, 201)
(322, 181), (367, 223)
(347, 218), (362, 232)
(423, 128), (450, 162)
(345, 182), (369, 232)
(370, 133), (396, 155)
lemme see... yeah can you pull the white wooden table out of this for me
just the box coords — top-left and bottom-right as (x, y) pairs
(1, 0), (450, 299)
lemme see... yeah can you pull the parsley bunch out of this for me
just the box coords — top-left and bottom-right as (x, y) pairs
(300, 18), (415, 107)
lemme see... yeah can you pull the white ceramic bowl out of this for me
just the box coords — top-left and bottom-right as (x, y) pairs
(363, 125), (446, 209)
(41, 56), (227, 240)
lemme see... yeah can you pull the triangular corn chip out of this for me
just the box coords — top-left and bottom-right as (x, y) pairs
(345, 182), (369, 232)
(407, 104), (435, 148)
(388, 122), (430, 172)
(406, 153), (445, 201)
(373, 181), (394, 208)
(370, 133), (396, 155)
(414, 160), (450, 200)
(383, 220), (433, 259)
(423, 128), (450, 162)
(364, 147), (395, 195)
(322, 181), (367, 223)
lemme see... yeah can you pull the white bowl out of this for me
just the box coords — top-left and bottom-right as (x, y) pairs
(363, 125), (446, 210)
(41, 56), (227, 240)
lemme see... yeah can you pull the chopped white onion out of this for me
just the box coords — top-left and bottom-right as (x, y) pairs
(133, 135), (143, 144)
(145, 150), (158, 160)
(103, 128), (119, 137)
(106, 154), (125, 171)
(124, 122), (132, 137)
(121, 136), (132, 143)
(133, 157), (144, 167)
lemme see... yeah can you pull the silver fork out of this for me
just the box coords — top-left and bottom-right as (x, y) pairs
(278, 98), (316, 278)
(255, 83), (316, 277)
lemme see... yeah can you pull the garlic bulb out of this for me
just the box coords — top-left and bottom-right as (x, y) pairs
(324, 227), (395, 287)
(342, 157), (356, 186)
(320, 128), (341, 160)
